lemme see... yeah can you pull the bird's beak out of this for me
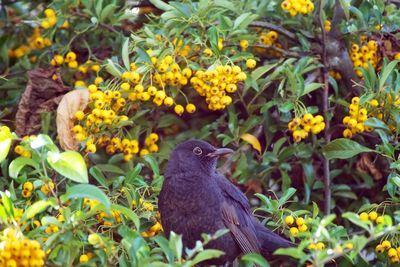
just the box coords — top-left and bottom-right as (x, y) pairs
(207, 148), (234, 158)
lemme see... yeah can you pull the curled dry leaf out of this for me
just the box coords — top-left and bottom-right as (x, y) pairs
(356, 153), (382, 181)
(15, 68), (69, 136)
(56, 89), (89, 151)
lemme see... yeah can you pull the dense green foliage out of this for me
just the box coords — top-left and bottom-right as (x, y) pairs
(1, 0), (400, 266)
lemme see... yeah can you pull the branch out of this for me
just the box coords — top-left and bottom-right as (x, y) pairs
(317, 0), (331, 215)
(250, 21), (297, 40)
(251, 44), (302, 58)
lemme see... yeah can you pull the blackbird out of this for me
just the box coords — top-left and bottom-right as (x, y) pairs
(159, 140), (293, 265)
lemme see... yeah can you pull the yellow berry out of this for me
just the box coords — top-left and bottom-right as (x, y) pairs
(246, 59), (256, 69)
(376, 216), (384, 224)
(65, 51), (77, 62)
(343, 128), (353, 138)
(298, 224), (308, 232)
(316, 242), (325, 250)
(163, 97), (174, 107)
(388, 248), (397, 257)
(359, 212), (369, 221)
(376, 244), (384, 253)
(295, 217), (304, 226)
(289, 227), (298, 236)
(174, 105), (184, 116)
(368, 211), (378, 221)
(14, 145), (24, 155)
(186, 103), (196, 113)
(382, 240), (391, 250)
(284, 215), (294, 225)
(80, 254), (89, 263)
(75, 111), (85, 121)
(23, 182), (33, 191)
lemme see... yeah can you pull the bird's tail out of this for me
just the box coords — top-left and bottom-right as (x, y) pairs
(253, 220), (294, 254)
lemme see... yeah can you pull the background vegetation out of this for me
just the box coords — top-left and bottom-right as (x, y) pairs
(1, 0), (400, 266)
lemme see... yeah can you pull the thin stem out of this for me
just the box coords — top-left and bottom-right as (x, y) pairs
(318, 0), (331, 215)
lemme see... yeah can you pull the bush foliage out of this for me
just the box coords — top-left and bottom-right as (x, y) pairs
(1, 0), (400, 266)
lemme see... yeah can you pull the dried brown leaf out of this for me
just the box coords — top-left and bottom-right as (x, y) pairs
(56, 89), (89, 151)
(356, 153), (382, 180)
(15, 68), (69, 136)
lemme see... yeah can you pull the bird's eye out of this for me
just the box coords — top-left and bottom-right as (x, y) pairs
(193, 147), (202, 155)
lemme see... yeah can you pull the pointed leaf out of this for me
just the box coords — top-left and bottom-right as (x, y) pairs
(62, 184), (110, 210)
(240, 133), (261, 154)
(9, 157), (39, 179)
(322, 139), (373, 160)
(47, 151), (88, 183)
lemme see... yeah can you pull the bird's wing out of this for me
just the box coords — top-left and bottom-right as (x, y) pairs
(217, 174), (260, 254)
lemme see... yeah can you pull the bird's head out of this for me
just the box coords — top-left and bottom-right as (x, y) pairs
(166, 139), (233, 176)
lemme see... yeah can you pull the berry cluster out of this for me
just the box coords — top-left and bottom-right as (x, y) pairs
(14, 144), (32, 158)
(287, 113), (325, 142)
(342, 97), (372, 138)
(9, 8), (69, 62)
(376, 240), (400, 263)
(350, 39), (378, 78)
(328, 70), (342, 80)
(359, 211), (384, 224)
(21, 182), (33, 198)
(324, 20), (331, 32)
(84, 198), (122, 226)
(40, 181), (55, 195)
(0, 228), (45, 267)
(307, 242), (325, 251)
(254, 30), (282, 57)
(50, 51), (101, 72)
(284, 215), (308, 236)
(8, 27), (51, 61)
(281, 0), (315, 16)
(40, 8), (57, 29)
(368, 94), (399, 133)
(190, 65), (246, 111)
(141, 221), (163, 238)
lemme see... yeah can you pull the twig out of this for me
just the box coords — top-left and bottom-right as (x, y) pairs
(318, 0), (331, 215)
(249, 21), (297, 40)
(251, 44), (302, 58)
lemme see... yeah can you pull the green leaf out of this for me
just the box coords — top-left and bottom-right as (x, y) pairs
(274, 247), (306, 259)
(121, 38), (130, 70)
(9, 157), (39, 179)
(0, 130), (13, 163)
(241, 253), (270, 267)
(207, 26), (219, 52)
(322, 139), (373, 160)
(169, 232), (183, 260)
(47, 151), (88, 183)
(100, 4), (117, 22)
(191, 249), (225, 265)
(251, 63), (278, 81)
(379, 60), (398, 89)
(62, 184), (111, 210)
(30, 134), (56, 150)
(105, 59), (122, 77)
(0, 191), (14, 218)
(342, 212), (370, 231)
(278, 187), (296, 206)
(301, 82), (323, 96)
(110, 204), (140, 230)
(339, 0), (350, 19)
(143, 155), (159, 176)
(364, 118), (390, 131)
(135, 47), (151, 63)
(149, 0), (174, 11)
(233, 12), (258, 30)
(22, 199), (56, 221)
(89, 166), (108, 187)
